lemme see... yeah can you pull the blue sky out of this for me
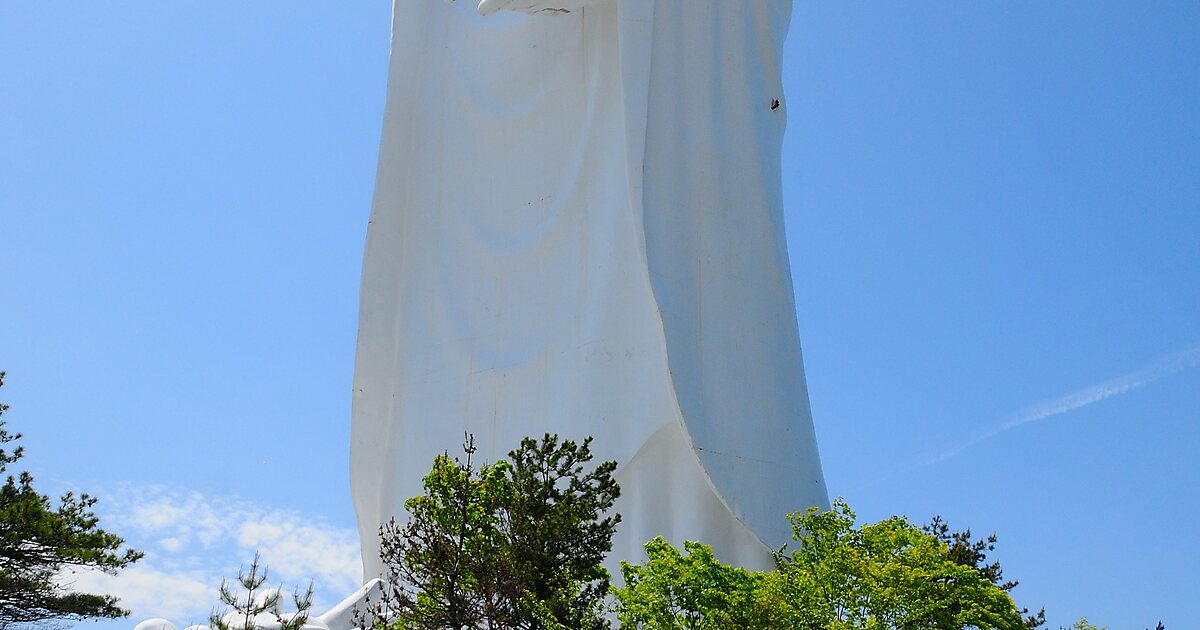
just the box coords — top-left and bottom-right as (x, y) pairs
(2, 2), (1198, 627)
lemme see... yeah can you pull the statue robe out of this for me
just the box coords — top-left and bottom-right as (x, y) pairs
(351, 0), (828, 580)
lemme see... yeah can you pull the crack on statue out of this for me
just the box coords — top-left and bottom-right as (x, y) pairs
(694, 446), (776, 465)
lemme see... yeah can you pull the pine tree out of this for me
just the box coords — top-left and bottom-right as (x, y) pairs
(924, 515), (1046, 629)
(0, 371), (143, 627)
(365, 433), (620, 630)
(209, 553), (314, 630)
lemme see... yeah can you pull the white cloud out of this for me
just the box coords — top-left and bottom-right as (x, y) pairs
(237, 511), (363, 595)
(119, 488), (252, 548)
(82, 486), (364, 623)
(68, 565), (217, 623)
(853, 343), (1200, 491)
(930, 342), (1200, 465)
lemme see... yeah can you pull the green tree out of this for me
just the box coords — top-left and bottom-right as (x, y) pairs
(504, 434), (620, 630)
(365, 433), (620, 630)
(614, 500), (1029, 630)
(209, 553), (314, 630)
(769, 501), (1027, 630)
(614, 538), (764, 630)
(367, 434), (514, 629)
(924, 515), (1045, 628)
(0, 371), (143, 627)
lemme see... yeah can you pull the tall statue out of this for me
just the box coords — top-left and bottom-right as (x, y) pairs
(351, 0), (828, 581)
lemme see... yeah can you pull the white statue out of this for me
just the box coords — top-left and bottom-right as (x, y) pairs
(351, 0), (829, 582)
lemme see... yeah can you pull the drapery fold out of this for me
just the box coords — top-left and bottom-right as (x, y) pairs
(352, 0), (826, 581)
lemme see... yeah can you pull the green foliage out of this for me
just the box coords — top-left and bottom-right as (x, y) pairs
(0, 371), (143, 628)
(355, 432), (1143, 630)
(614, 538), (764, 630)
(209, 553), (314, 630)
(365, 433), (619, 630)
(367, 435), (513, 629)
(505, 435), (620, 630)
(770, 500), (1028, 630)
(925, 515), (1045, 628)
(614, 499), (1030, 630)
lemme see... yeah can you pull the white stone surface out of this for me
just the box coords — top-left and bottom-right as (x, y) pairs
(134, 619), (178, 630)
(351, 0), (829, 581)
(133, 579), (382, 630)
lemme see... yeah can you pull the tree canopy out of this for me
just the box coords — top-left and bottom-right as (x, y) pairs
(613, 500), (1030, 630)
(358, 432), (1150, 630)
(363, 433), (620, 630)
(924, 515), (1045, 628)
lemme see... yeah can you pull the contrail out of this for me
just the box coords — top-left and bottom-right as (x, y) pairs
(927, 343), (1200, 466)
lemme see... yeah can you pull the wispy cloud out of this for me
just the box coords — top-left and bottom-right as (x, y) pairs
(67, 564), (216, 622)
(237, 516), (363, 596)
(928, 343), (1200, 466)
(74, 486), (363, 622)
